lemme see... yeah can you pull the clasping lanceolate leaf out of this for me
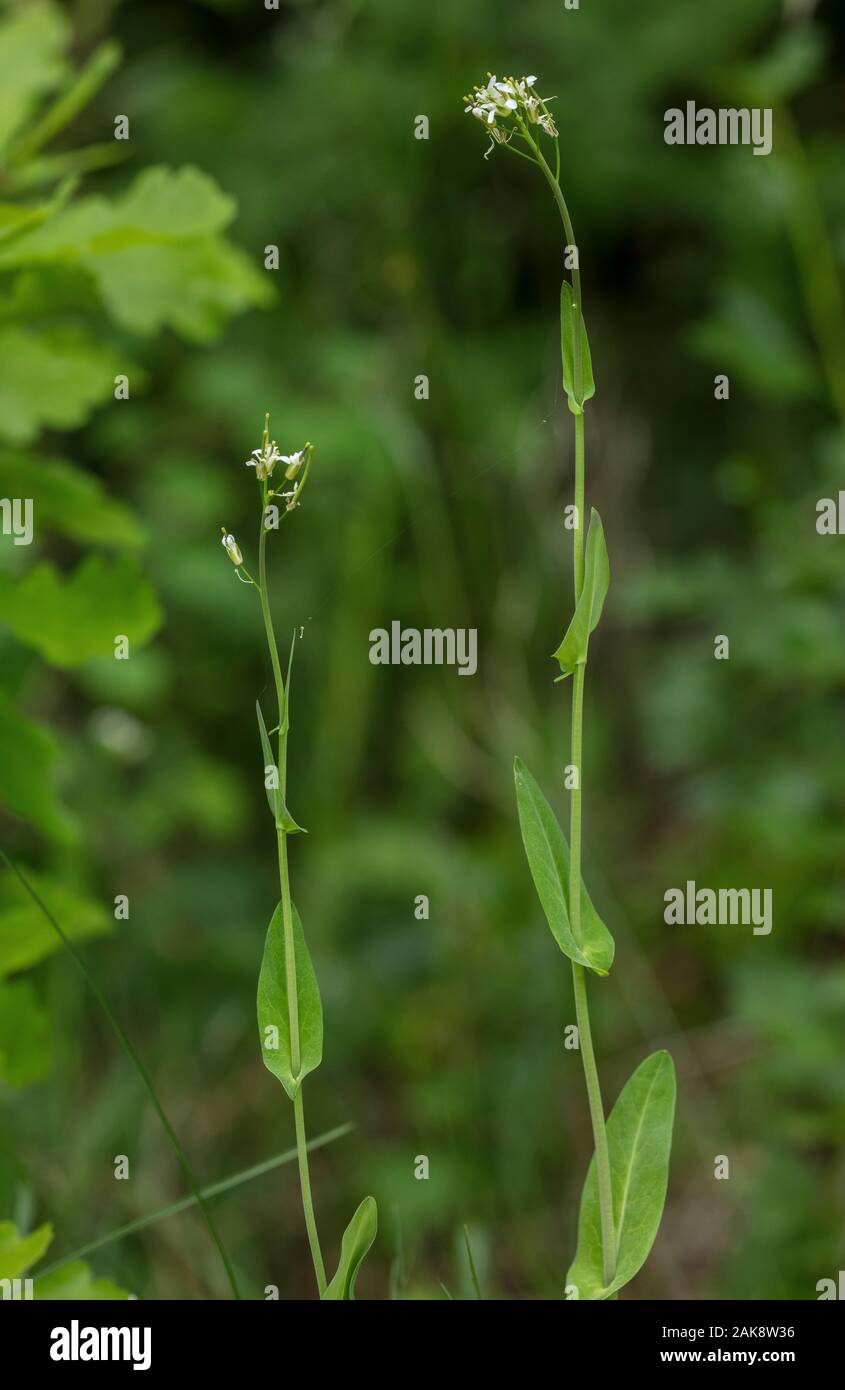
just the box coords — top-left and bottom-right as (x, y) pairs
(323, 1196), (378, 1300)
(560, 280), (595, 415)
(566, 1050), (676, 1300)
(255, 699), (305, 833)
(257, 901), (323, 1100)
(552, 508), (609, 680)
(514, 757), (614, 976)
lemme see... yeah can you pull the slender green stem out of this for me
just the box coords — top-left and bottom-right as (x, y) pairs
(257, 509), (327, 1296)
(519, 123), (618, 1290)
(573, 409), (585, 602)
(0, 847), (242, 1300)
(569, 662), (616, 1287)
(294, 1089), (327, 1294)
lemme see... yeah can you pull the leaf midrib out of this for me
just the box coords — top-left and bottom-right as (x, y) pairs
(609, 1060), (663, 1281)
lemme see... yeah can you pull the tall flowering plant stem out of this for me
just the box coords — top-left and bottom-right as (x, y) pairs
(465, 76), (676, 1300)
(221, 418), (377, 1300)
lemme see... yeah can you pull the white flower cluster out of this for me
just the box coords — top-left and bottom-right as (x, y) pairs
(464, 74), (558, 152)
(245, 440), (306, 482)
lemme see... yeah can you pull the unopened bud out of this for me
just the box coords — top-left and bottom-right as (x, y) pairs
(220, 529), (243, 566)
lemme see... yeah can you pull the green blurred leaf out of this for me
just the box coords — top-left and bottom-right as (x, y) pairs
(560, 280), (595, 414)
(34, 1262), (131, 1300)
(0, 1221), (131, 1297)
(553, 509), (609, 679)
(513, 757), (614, 976)
(0, 692), (72, 841)
(0, 452), (144, 547)
(0, 979), (52, 1087)
(0, 871), (111, 978)
(0, 176), (77, 248)
(567, 1051), (676, 1300)
(0, 3), (68, 156)
(0, 327), (123, 444)
(0, 553), (161, 666)
(0, 1220), (53, 1280)
(0, 165), (271, 339)
(323, 1196), (378, 1300)
(257, 901), (322, 1100)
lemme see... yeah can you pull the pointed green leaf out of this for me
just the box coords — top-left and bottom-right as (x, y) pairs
(255, 700), (305, 833)
(560, 280), (595, 414)
(567, 1050), (676, 1300)
(257, 901), (322, 1100)
(552, 508), (609, 680)
(0, 1221), (53, 1280)
(514, 757), (614, 976)
(323, 1197), (378, 1300)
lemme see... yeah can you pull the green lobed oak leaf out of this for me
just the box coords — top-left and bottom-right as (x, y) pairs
(0, 166), (272, 341)
(566, 1050), (676, 1300)
(255, 701), (305, 833)
(0, 452), (144, 547)
(0, 979), (52, 1087)
(0, 871), (111, 978)
(257, 901), (323, 1100)
(323, 1197), (378, 1300)
(0, 327), (125, 444)
(560, 280), (595, 415)
(514, 757), (614, 976)
(552, 508), (609, 680)
(0, 693), (74, 842)
(0, 553), (161, 666)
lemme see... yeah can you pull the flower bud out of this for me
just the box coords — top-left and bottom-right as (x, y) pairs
(220, 528), (243, 566)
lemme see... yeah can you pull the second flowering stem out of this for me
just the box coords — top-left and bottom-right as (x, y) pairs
(257, 508), (326, 1296)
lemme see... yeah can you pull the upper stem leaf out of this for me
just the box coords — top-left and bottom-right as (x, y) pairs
(566, 1050), (676, 1300)
(560, 279), (595, 415)
(514, 757), (614, 976)
(256, 699), (305, 833)
(552, 508), (609, 680)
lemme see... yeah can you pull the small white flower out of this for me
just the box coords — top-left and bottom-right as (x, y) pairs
(220, 529), (243, 566)
(245, 440), (283, 480)
(280, 449), (305, 480)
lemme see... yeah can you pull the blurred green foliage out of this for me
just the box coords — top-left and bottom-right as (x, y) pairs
(0, 0), (843, 1300)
